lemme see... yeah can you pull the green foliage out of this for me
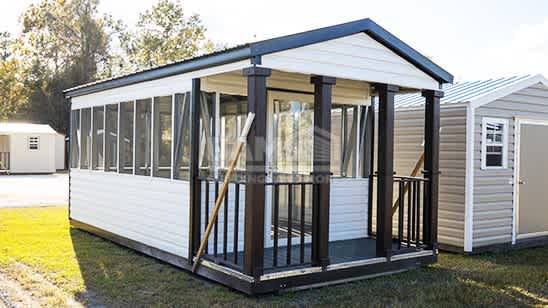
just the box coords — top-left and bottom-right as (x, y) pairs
(120, 0), (214, 70)
(0, 33), (29, 120)
(1, 0), (215, 133)
(18, 0), (117, 133)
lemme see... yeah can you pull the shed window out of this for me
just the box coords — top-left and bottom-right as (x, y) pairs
(173, 93), (191, 180)
(28, 136), (39, 151)
(220, 94), (247, 171)
(481, 117), (508, 169)
(80, 108), (91, 169)
(331, 105), (359, 177)
(152, 96), (172, 178)
(92, 106), (105, 170)
(105, 104), (118, 172)
(70, 110), (80, 168)
(135, 98), (152, 176)
(119, 101), (134, 174)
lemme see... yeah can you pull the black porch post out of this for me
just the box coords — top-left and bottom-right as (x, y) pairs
(188, 78), (201, 263)
(422, 89), (443, 250)
(310, 75), (336, 268)
(243, 66), (270, 278)
(375, 84), (398, 257)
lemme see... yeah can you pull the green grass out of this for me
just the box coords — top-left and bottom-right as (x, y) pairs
(0, 206), (547, 307)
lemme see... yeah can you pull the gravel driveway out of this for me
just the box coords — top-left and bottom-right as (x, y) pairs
(0, 173), (68, 207)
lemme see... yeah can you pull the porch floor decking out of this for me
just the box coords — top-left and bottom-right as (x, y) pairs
(205, 237), (420, 274)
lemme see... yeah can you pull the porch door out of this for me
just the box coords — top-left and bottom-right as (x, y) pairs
(517, 122), (548, 238)
(266, 91), (315, 247)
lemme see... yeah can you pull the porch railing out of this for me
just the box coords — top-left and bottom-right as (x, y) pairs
(266, 178), (314, 271)
(0, 152), (9, 171)
(197, 172), (315, 272)
(198, 175), (246, 271)
(393, 176), (428, 251)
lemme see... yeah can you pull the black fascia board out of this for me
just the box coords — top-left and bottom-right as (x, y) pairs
(249, 18), (453, 84)
(65, 18), (453, 98)
(64, 46), (251, 98)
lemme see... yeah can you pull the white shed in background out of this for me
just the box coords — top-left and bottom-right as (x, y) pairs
(0, 123), (66, 174)
(394, 74), (548, 253)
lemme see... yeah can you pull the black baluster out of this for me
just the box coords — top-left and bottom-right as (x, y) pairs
(300, 184), (306, 264)
(273, 184), (279, 267)
(287, 184), (293, 265)
(223, 184), (229, 260)
(407, 179), (412, 248)
(233, 183), (239, 264)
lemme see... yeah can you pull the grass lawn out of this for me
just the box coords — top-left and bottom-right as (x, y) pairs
(0, 206), (547, 307)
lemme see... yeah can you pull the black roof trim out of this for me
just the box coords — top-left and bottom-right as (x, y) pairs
(65, 18), (453, 98)
(64, 46), (251, 97)
(250, 18), (453, 84)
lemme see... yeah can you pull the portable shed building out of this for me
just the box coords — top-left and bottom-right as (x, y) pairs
(394, 74), (548, 253)
(64, 18), (453, 294)
(0, 123), (65, 174)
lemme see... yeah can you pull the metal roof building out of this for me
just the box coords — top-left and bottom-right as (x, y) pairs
(0, 123), (66, 173)
(392, 74), (548, 253)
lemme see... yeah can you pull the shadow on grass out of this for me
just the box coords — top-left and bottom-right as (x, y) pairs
(69, 227), (548, 307)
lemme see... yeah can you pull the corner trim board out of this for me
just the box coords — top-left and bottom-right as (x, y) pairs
(464, 105), (475, 252)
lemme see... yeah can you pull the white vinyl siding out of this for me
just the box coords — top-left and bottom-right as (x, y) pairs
(261, 33), (439, 91)
(330, 178), (369, 241)
(70, 169), (190, 257)
(473, 82), (548, 248)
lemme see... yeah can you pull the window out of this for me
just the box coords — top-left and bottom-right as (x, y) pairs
(331, 105), (358, 177)
(135, 98), (152, 176)
(92, 106), (105, 170)
(119, 101), (134, 174)
(105, 104), (118, 172)
(28, 136), (39, 151)
(70, 110), (80, 168)
(152, 96), (172, 178)
(173, 93), (190, 180)
(271, 98), (314, 175)
(220, 94), (247, 171)
(482, 117), (508, 169)
(80, 108), (91, 169)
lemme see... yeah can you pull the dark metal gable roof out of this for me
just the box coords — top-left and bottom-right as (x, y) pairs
(65, 18), (453, 98)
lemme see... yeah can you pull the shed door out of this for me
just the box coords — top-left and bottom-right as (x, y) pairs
(518, 123), (548, 237)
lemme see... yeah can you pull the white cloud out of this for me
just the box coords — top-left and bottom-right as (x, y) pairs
(454, 18), (548, 81)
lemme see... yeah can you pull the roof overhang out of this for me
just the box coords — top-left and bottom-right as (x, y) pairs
(470, 74), (548, 109)
(64, 18), (453, 98)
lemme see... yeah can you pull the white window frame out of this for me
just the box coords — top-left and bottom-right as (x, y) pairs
(28, 136), (40, 151)
(481, 117), (508, 169)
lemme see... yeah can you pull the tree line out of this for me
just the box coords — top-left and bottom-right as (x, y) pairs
(0, 0), (216, 133)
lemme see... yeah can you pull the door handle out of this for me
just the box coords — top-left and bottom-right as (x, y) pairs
(518, 179), (525, 185)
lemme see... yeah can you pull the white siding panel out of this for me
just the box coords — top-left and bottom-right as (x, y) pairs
(472, 82), (548, 247)
(70, 169), (190, 257)
(261, 33), (439, 91)
(330, 178), (369, 241)
(10, 133), (56, 173)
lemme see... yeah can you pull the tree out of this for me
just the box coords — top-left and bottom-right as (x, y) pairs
(121, 0), (214, 70)
(0, 33), (29, 120)
(19, 0), (120, 133)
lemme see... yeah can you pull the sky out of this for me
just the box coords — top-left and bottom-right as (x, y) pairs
(1, 0), (548, 82)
